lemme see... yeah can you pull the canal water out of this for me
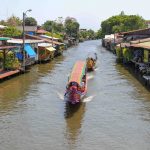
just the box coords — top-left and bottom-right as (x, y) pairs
(0, 40), (150, 150)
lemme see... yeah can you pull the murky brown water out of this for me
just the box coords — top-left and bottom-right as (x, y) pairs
(0, 40), (150, 150)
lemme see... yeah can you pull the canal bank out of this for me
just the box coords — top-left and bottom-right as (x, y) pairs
(102, 32), (150, 90)
(0, 40), (150, 150)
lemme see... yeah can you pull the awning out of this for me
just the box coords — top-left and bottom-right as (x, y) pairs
(24, 44), (36, 57)
(46, 47), (56, 52)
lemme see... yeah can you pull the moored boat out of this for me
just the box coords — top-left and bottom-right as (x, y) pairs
(64, 61), (87, 104)
(86, 52), (97, 71)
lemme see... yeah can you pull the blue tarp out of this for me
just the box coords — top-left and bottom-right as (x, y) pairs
(16, 52), (23, 60)
(24, 44), (36, 58)
(27, 31), (34, 35)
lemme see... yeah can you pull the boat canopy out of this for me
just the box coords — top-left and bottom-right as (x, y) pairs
(24, 44), (36, 58)
(68, 61), (86, 85)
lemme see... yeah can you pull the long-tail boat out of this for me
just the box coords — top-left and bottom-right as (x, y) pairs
(64, 61), (87, 104)
(86, 52), (97, 71)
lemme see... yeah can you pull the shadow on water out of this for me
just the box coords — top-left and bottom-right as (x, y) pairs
(64, 102), (85, 147)
(0, 55), (65, 115)
(115, 64), (150, 100)
(115, 63), (150, 122)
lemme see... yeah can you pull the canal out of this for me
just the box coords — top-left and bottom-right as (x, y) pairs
(0, 40), (150, 150)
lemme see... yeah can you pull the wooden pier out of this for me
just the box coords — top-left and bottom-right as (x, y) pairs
(0, 70), (20, 80)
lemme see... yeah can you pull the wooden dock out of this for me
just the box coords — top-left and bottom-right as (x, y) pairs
(0, 70), (20, 80)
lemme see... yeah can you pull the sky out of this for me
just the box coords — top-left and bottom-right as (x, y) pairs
(0, 0), (150, 31)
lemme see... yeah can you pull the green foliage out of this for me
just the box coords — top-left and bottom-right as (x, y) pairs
(79, 30), (88, 39)
(2, 26), (22, 37)
(122, 48), (132, 61)
(79, 29), (97, 40)
(95, 29), (102, 39)
(42, 20), (64, 33)
(25, 17), (37, 26)
(53, 22), (64, 33)
(65, 17), (80, 38)
(42, 20), (53, 32)
(87, 29), (95, 39)
(0, 15), (22, 26)
(116, 47), (122, 58)
(46, 32), (64, 41)
(101, 12), (147, 37)
(5, 51), (20, 69)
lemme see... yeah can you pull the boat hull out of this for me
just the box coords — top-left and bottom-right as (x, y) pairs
(65, 78), (87, 104)
(86, 60), (96, 72)
(64, 90), (87, 104)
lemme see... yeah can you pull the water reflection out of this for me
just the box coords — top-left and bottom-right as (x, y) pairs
(0, 55), (65, 115)
(115, 64), (150, 100)
(115, 63), (150, 122)
(64, 102), (85, 146)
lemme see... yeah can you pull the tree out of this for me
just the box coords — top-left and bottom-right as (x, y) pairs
(53, 22), (64, 33)
(6, 15), (22, 26)
(42, 20), (53, 32)
(25, 17), (37, 26)
(95, 29), (102, 39)
(0, 15), (22, 26)
(87, 29), (95, 39)
(120, 11), (125, 16)
(2, 26), (22, 37)
(64, 17), (80, 38)
(43, 17), (64, 33)
(0, 20), (7, 26)
(100, 12), (147, 37)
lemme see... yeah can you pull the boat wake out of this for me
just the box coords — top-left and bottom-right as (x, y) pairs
(87, 74), (94, 80)
(83, 95), (95, 103)
(95, 67), (99, 71)
(56, 91), (64, 100)
(56, 91), (95, 103)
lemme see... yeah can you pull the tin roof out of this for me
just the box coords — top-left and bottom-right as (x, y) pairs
(26, 34), (64, 45)
(0, 37), (11, 41)
(131, 42), (150, 50)
(130, 38), (150, 44)
(121, 28), (150, 36)
(7, 39), (43, 44)
(36, 29), (47, 34)
(0, 46), (19, 50)
(116, 43), (131, 48)
(0, 25), (7, 29)
(40, 35), (60, 40)
(38, 43), (52, 47)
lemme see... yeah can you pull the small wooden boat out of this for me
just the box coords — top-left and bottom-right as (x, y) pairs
(86, 53), (97, 71)
(64, 61), (87, 104)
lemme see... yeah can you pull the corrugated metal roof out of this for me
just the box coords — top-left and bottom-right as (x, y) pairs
(40, 35), (60, 40)
(7, 39), (43, 44)
(36, 29), (47, 34)
(131, 42), (150, 49)
(116, 43), (131, 48)
(0, 46), (19, 50)
(38, 43), (52, 47)
(121, 28), (150, 36)
(0, 25), (7, 29)
(26, 34), (64, 45)
(130, 38), (150, 44)
(0, 37), (11, 41)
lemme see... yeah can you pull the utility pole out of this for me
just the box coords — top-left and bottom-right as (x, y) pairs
(22, 9), (32, 72)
